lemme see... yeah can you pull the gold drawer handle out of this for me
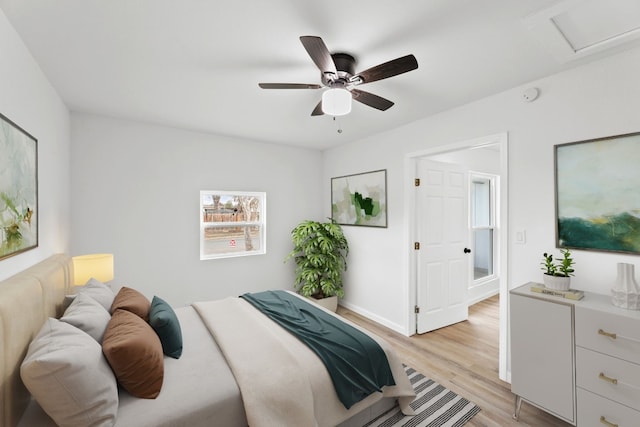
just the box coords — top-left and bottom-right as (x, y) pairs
(599, 372), (618, 385)
(598, 329), (640, 344)
(600, 415), (618, 427)
(598, 329), (617, 339)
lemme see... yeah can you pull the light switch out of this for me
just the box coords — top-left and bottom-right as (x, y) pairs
(515, 230), (526, 244)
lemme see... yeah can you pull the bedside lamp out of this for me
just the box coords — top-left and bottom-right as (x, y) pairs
(72, 253), (114, 286)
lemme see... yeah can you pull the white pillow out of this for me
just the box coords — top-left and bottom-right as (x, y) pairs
(60, 293), (111, 342)
(77, 278), (115, 312)
(21, 318), (118, 427)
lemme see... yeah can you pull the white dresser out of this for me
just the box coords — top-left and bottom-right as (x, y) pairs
(510, 283), (640, 426)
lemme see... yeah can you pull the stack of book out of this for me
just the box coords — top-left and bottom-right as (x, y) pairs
(530, 284), (584, 300)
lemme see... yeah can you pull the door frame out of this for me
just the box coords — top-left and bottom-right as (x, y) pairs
(404, 132), (509, 381)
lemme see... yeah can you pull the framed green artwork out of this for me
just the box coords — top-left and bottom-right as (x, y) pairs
(555, 132), (640, 254)
(0, 113), (38, 260)
(331, 169), (387, 228)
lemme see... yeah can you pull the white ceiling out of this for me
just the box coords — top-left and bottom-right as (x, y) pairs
(2, 0), (640, 150)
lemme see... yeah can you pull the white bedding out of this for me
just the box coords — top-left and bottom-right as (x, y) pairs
(18, 294), (413, 427)
(193, 293), (415, 427)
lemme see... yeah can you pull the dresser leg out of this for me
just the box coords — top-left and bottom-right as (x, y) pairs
(513, 395), (522, 421)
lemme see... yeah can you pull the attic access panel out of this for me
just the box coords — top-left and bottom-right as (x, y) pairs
(552, 0), (640, 51)
(525, 0), (640, 62)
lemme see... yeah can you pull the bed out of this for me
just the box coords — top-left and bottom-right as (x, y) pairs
(0, 254), (415, 427)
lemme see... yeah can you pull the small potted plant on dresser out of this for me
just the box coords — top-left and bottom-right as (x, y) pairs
(285, 219), (349, 312)
(541, 248), (575, 291)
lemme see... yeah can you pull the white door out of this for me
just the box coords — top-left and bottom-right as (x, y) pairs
(416, 158), (470, 333)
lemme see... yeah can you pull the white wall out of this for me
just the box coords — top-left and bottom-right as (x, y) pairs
(0, 10), (70, 281)
(429, 147), (500, 175)
(325, 46), (640, 334)
(70, 113), (323, 307)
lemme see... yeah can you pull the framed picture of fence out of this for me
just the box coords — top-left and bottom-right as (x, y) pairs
(331, 169), (387, 228)
(0, 113), (38, 261)
(555, 132), (640, 254)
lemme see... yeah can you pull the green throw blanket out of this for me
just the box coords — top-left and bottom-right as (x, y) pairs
(240, 290), (395, 409)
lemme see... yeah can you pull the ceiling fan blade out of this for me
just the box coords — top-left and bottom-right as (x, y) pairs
(300, 36), (338, 75)
(351, 89), (394, 111)
(311, 101), (324, 116)
(354, 54), (418, 84)
(258, 83), (322, 89)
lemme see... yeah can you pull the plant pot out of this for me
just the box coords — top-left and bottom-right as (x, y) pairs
(310, 295), (338, 312)
(543, 274), (571, 291)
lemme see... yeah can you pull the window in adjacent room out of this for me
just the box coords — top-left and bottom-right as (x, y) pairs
(470, 174), (496, 282)
(200, 191), (266, 260)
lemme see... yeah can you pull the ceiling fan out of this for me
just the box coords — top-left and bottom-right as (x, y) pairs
(258, 36), (419, 116)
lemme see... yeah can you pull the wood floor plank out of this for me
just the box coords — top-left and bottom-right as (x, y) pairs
(337, 295), (572, 427)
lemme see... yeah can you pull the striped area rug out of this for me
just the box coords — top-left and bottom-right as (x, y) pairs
(363, 366), (481, 427)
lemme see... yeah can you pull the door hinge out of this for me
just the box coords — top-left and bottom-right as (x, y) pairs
(414, 178), (420, 186)
(414, 306), (420, 314)
(414, 242), (420, 250)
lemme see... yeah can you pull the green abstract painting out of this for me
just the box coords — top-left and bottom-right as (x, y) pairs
(0, 113), (38, 260)
(331, 169), (386, 227)
(555, 132), (640, 254)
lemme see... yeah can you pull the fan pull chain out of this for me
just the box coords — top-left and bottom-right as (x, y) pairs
(333, 117), (343, 134)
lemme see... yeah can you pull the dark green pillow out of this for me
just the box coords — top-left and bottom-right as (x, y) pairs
(148, 296), (183, 359)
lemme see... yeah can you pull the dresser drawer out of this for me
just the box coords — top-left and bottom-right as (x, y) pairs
(576, 347), (640, 411)
(575, 305), (640, 364)
(577, 388), (640, 427)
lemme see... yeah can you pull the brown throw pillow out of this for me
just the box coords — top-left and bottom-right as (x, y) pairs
(110, 286), (151, 321)
(102, 309), (164, 398)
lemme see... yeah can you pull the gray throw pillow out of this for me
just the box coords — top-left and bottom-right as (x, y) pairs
(60, 293), (111, 342)
(21, 318), (118, 427)
(77, 278), (115, 312)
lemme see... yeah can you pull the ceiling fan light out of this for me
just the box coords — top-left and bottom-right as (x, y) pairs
(322, 88), (352, 116)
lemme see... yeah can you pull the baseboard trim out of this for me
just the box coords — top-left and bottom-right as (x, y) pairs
(468, 289), (500, 306)
(338, 300), (409, 336)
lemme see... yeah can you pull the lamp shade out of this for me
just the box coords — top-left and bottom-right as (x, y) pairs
(322, 88), (352, 116)
(72, 253), (114, 285)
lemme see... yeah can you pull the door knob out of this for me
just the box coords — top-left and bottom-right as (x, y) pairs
(464, 248), (471, 254)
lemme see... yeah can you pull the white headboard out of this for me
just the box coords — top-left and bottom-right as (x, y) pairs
(0, 254), (73, 427)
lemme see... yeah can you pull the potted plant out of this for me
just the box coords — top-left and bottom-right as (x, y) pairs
(285, 219), (349, 311)
(541, 248), (575, 290)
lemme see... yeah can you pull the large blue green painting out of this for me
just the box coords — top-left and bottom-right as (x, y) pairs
(556, 132), (640, 253)
(331, 169), (387, 227)
(0, 113), (38, 260)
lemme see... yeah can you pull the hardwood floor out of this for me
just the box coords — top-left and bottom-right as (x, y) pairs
(337, 296), (572, 427)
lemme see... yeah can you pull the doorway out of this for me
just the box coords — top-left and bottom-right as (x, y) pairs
(406, 132), (508, 381)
